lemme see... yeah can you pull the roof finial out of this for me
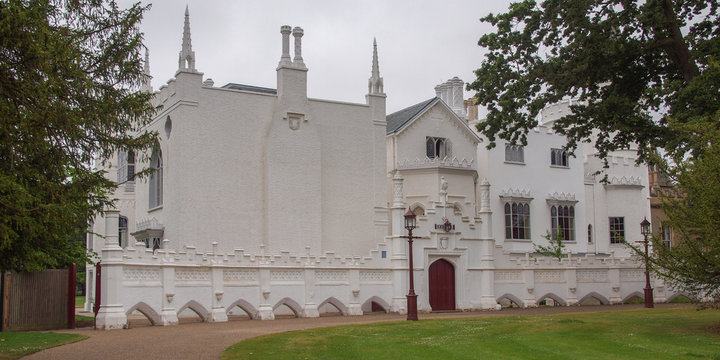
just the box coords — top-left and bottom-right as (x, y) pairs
(368, 37), (384, 95)
(141, 48), (153, 93)
(178, 5), (196, 71)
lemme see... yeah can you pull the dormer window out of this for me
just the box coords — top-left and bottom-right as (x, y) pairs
(426, 136), (452, 159)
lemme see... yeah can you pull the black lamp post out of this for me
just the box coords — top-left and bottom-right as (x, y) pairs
(401, 208), (418, 321)
(639, 217), (654, 308)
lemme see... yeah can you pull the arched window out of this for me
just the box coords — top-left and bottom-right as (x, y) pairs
(118, 215), (128, 248)
(149, 146), (163, 208)
(426, 137), (452, 159)
(505, 145), (524, 163)
(505, 202), (530, 240)
(551, 148), (568, 167)
(412, 205), (425, 217)
(550, 205), (575, 241)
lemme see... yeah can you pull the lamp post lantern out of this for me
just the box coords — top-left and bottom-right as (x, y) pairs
(639, 217), (654, 308)
(401, 208), (418, 321)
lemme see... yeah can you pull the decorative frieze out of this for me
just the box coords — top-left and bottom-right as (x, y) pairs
(270, 270), (303, 282)
(534, 270), (565, 283)
(175, 269), (210, 282)
(494, 270), (522, 282)
(123, 267), (160, 282)
(359, 270), (391, 283)
(397, 156), (474, 170)
(316, 270), (348, 282)
(620, 269), (644, 282)
(546, 192), (577, 203)
(576, 269), (608, 283)
(223, 270), (258, 283)
(607, 176), (643, 187)
(500, 188), (532, 199)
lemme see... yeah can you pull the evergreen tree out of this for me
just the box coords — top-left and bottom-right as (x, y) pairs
(0, 0), (157, 271)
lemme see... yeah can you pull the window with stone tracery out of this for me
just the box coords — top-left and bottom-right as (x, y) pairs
(426, 136), (452, 159)
(118, 216), (128, 248)
(505, 144), (524, 163)
(149, 146), (163, 209)
(550, 205), (575, 241)
(609, 217), (625, 244)
(551, 148), (568, 167)
(505, 202), (530, 240)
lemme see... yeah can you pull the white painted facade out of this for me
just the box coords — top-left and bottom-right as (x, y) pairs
(88, 10), (676, 329)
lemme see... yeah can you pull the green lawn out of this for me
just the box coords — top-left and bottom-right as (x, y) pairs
(75, 296), (85, 308)
(223, 307), (720, 360)
(0, 332), (86, 359)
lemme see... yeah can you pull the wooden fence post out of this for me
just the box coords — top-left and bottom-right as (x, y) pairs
(67, 263), (76, 329)
(1, 272), (9, 331)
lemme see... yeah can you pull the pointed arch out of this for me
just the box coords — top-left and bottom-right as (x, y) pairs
(666, 292), (695, 303)
(177, 300), (210, 322)
(410, 202), (425, 216)
(537, 293), (567, 306)
(496, 293), (524, 308)
(428, 258), (456, 310)
(225, 299), (259, 319)
(361, 296), (390, 313)
(272, 297), (302, 317)
(578, 292), (610, 305)
(125, 302), (161, 325)
(622, 291), (645, 303)
(318, 297), (348, 316)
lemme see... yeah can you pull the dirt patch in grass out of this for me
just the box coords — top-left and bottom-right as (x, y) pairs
(705, 324), (720, 334)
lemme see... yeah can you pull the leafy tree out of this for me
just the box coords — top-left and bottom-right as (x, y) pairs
(0, 0), (157, 272)
(533, 230), (566, 261)
(646, 121), (720, 300)
(468, 0), (720, 163)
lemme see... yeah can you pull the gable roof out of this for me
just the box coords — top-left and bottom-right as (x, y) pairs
(386, 97), (438, 134)
(386, 97), (482, 143)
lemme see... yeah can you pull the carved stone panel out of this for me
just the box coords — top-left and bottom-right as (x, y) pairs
(223, 270), (258, 284)
(576, 270), (609, 283)
(270, 270), (303, 282)
(123, 267), (160, 282)
(359, 270), (392, 283)
(620, 269), (644, 282)
(175, 269), (210, 282)
(494, 270), (522, 282)
(316, 270), (348, 282)
(534, 270), (565, 283)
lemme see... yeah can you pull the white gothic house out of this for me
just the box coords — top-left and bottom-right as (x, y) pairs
(87, 9), (679, 329)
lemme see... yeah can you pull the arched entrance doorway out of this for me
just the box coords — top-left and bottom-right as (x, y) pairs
(428, 259), (455, 311)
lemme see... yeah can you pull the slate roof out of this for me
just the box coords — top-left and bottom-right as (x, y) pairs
(221, 83), (277, 94)
(386, 97), (438, 134)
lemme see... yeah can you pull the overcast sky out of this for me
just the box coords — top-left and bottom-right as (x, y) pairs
(119, 0), (514, 114)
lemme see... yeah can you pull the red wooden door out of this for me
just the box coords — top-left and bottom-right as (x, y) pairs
(428, 259), (455, 311)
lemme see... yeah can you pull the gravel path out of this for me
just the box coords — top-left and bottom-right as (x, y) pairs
(24, 303), (689, 360)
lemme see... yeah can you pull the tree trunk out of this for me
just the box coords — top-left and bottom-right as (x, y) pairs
(661, 0), (700, 82)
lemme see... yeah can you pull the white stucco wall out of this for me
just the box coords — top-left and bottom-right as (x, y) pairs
(476, 125), (588, 254)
